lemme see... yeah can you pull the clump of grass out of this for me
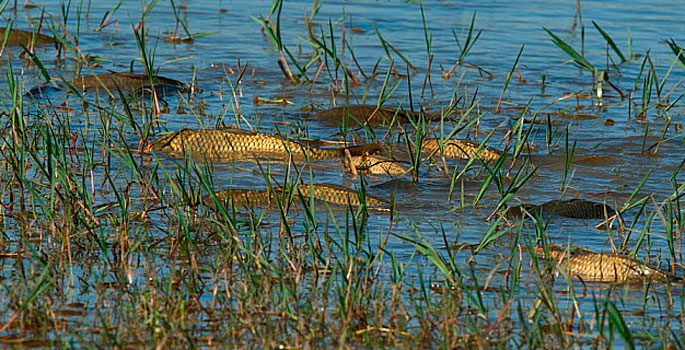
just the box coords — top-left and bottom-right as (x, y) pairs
(253, 0), (302, 82)
(442, 12), (482, 80)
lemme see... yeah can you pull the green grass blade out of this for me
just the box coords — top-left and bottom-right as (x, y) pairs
(543, 27), (595, 72)
(607, 301), (635, 350)
(666, 38), (685, 70)
(592, 21), (627, 62)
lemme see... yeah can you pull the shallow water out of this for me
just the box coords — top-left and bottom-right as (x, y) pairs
(1, 0), (684, 347)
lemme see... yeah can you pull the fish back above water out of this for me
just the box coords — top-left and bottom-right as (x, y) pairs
(0, 27), (57, 47)
(69, 72), (189, 94)
(212, 188), (277, 208)
(507, 199), (614, 220)
(150, 128), (383, 162)
(346, 155), (409, 176)
(210, 184), (389, 209)
(535, 245), (672, 283)
(312, 105), (422, 126)
(422, 139), (502, 164)
(539, 199), (614, 219)
(289, 184), (389, 208)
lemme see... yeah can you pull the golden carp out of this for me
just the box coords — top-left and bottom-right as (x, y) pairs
(345, 155), (409, 176)
(535, 245), (672, 283)
(289, 184), (388, 208)
(422, 138), (501, 163)
(210, 184), (388, 209)
(150, 128), (383, 162)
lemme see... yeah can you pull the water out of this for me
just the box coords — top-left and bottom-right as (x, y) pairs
(0, 0), (684, 347)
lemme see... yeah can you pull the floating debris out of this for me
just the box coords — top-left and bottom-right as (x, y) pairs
(535, 245), (673, 283)
(253, 96), (294, 105)
(163, 35), (194, 44)
(149, 128), (383, 162)
(507, 199), (614, 220)
(345, 155), (409, 176)
(422, 138), (502, 164)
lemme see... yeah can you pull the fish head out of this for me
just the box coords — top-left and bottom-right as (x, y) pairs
(149, 131), (182, 153)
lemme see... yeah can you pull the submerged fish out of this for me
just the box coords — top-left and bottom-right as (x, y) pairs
(289, 184), (389, 207)
(210, 184), (388, 209)
(535, 245), (672, 283)
(345, 155), (409, 176)
(211, 188), (279, 208)
(68, 72), (189, 94)
(0, 27), (57, 47)
(312, 105), (424, 126)
(507, 199), (614, 220)
(422, 138), (502, 164)
(150, 128), (383, 162)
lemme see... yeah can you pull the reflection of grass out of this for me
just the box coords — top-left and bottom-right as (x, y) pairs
(0, 1), (684, 348)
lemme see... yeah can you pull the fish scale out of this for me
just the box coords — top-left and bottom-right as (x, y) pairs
(70, 72), (188, 93)
(212, 189), (276, 208)
(295, 184), (388, 207)
(535, 246), (671, 282)
(539, 199), (612, 219)
(312, 105), (422, 126)
(151, 129), (380, 161)
(209, 184), (389, 209)
(507, 199), (614, 220)
(346, 155), (409, 175)
(422, 138), (502, 163)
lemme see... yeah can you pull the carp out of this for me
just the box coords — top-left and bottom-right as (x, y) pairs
(210, 184), (389, 209)
(150, 128), (383, 162)
(422, 138), (502, 164)
(69, 72), (189, 94)
(507, 199), (614, 220)
(0, 27), (57, 47)
(345, 155), (409, 176)
(535, 245), (672, 283)
(312, 105), (424, 126)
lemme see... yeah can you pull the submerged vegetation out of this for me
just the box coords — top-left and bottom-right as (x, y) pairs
(0, 0), (683, 348)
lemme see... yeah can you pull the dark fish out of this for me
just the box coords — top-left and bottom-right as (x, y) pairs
(312, 105), (423, 126)
(422, 138), (502, 164)
(507, 199), (614, 220)
(68, 72), (189, 94)
(539, 199), (614, 219)
(504, 204), (538, 220)
(150, 128), (383, 162)
(535, 245), (672, 283)
(0, 27), (57, 47)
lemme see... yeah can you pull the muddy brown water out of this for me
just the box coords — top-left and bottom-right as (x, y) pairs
(0, 0), (684, 347)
